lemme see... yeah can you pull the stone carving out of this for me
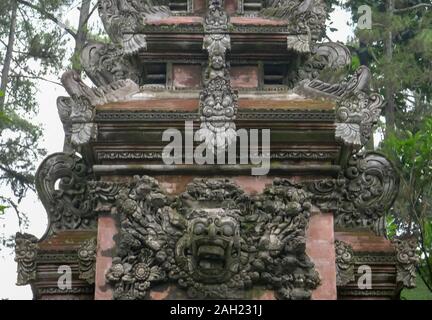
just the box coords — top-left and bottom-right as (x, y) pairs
(293, 42), (351, 84)
(305, 66), (383, 148)
(198, 0), (238, 153)
(98, 0), (171, 55)
(392, 237), (419, 288)
(335, 240), (355, 286)
(81, 42), (141, 87)
(59, 70), (139, 146)
(309, 152), (399, 231)
(35, 152), (96, 234)
(259, 0), (327, 50)
(15, 233), (38, 286)
(106, 176), (319, 299)
(78, 238), (97, 284)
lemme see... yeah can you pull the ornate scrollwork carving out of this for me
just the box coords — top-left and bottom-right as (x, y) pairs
(259, 0), (327, 51)
(335, 240), (355, 286)
(59, 70), (139, 147)
(78, 237), (97, 284)
(81, 42), (141, 87)
(305, 66), (383, 149)
(392, 237), (419, 288)
(35, 153), (96, 234)
(309, 152), (399, 231)
(106, 177), (319, 299)
(15, 233), (38, 286)
(98, 0), (171, 55)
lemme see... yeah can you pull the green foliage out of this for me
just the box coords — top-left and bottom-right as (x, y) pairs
(383, 117), (432, 294)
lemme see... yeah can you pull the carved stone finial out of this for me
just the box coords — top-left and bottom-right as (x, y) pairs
(392, 237), (419, 288)
(15, 233), (38, 286)
(335, 240), (355, 286)
(78, 237), (97, 284)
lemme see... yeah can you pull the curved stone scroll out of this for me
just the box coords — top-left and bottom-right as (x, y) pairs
(304, 66), (384, 149)
(35, 153), (96, 235)
(105, 177), (319, 300)
(309, 152), (400, 232)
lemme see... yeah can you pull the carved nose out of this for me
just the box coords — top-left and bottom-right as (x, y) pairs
(208, 224), (216, 238)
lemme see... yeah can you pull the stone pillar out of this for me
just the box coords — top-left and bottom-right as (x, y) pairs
(306, 211), (337, 300)
(95, 216), (117, 300)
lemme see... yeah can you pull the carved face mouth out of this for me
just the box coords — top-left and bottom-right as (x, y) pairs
(193, 238), (230, 276)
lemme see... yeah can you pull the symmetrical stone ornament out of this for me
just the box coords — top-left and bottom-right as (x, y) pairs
(15, 233), (38, 286)
(309, 152), (400, 232)
(105, 176), (320, 299)
(335, 240), (355, 286)
(198, 0), (238, 152)
(78, 238), (97, 284)
(392, 237), (419, 288)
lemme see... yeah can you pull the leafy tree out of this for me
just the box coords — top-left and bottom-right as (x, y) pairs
(384, 119), (432, 293)
(0, 0), (99, 248)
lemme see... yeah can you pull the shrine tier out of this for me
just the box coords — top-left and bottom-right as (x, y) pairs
(14, 0), (418, 301)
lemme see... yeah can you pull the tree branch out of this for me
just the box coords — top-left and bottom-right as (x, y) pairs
(394, 3), (432, 13)
(16, 0), (77, 39)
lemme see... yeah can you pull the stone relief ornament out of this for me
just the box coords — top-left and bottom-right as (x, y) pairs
(36, 152), (97, 235)
(259, 0), (327, 50)
(98, 0), (171, 55)
(304, 66), (384, 149)
(81, 42), (141, 87)
(59, 70), (139, 147)
(198, 0), (238, 153)
(392, 237), (419, 288)
(309, 152), (400, 231)
(78, 237), (97, 284)
(335, 240), (355, 286)
(105, 176), (320, 299)
(15, 233), (38, 286)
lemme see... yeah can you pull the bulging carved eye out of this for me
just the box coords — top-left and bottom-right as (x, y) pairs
(222, 224), (234, 236)
(193, 223), (206, 235)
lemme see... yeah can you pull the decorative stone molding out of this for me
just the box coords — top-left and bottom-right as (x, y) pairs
(78, 238), (97, 284)
(392, 237), (419, 288)
(15, 233), (38, 286)
(309, 151), (399, 232)
(105, 176), (320, 299)
(335, 240), (355, 286)
(58, 70), (139, 147)
(35, 152), (96, 234)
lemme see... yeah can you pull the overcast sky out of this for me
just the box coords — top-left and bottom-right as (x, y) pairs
(0, 6), (354, 300)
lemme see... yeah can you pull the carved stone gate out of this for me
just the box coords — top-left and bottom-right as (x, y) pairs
(15, 0), (418, 300)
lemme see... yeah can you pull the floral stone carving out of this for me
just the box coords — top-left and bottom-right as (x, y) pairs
(78, 238), (97, 284)
(335, 240), (355, 286)
(392, 237), (419, 288)
(105, 176), (320, 299)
